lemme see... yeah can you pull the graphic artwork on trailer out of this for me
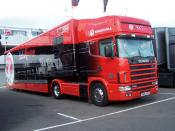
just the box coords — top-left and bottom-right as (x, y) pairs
(5, 53), (14, 86)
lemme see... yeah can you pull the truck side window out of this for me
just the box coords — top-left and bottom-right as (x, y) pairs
(99, 38), (113, 56)
(35, 46), (53, 55)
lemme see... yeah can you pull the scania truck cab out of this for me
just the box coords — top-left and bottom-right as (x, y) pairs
(79, 16), (158, 105)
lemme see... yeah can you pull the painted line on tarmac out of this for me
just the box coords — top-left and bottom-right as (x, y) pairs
(159, 93), (175, 95)
(57, 113), (81, 121)
(33, 96), (175, 131)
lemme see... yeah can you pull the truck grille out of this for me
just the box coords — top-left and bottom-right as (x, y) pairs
(130, 63), (157, 91)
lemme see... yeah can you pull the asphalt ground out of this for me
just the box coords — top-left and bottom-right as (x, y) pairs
(1, 70), (175, 131)
(1, 85), (175, 131)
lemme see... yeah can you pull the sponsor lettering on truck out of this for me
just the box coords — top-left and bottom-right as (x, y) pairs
(5, 16), (158, 106)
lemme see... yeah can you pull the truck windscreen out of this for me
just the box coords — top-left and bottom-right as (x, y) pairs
(117, 38), (154, 58)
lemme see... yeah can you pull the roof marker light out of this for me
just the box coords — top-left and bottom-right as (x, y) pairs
(121, 33), (126, 36)
(131, 34), (136, 37)
(147, 35), (150, 38)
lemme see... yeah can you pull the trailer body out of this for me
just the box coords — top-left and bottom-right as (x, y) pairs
(5, 16), (158, 106)
(154, 27), (175, 87)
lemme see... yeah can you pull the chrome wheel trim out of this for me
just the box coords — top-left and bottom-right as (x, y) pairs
(94, 88), (104, 103)
(53, 84), (60, 97)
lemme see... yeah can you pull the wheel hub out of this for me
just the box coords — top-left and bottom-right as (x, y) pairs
(94, 88), (104, 102)
(53, 85), (60, 97)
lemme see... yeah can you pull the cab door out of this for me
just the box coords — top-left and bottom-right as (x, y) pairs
(89, 37), (118, 84)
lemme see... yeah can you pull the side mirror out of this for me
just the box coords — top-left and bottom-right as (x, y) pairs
(104, 45), (114, 58)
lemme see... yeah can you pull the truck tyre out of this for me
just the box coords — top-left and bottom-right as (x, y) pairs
(52, 82), (62, 99)
(91, 83), (108, 106)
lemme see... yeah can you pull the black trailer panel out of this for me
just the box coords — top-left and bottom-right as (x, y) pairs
(165, 28), (175, 71)
(154, 27), (175, 87)
(153, 28), (166, 66)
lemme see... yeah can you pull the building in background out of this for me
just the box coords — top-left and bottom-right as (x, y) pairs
(0, 26), (47, 69)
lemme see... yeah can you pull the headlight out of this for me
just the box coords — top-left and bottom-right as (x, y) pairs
(119, 86), (131, 92)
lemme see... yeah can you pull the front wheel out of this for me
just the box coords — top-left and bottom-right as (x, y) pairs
(52, 82), (62, 99)
(91, 83), (108, 106)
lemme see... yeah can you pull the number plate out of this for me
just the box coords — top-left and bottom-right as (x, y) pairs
(141, 91), (150, 97)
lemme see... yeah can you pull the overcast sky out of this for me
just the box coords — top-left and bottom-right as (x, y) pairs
(0, 0), (175, 29)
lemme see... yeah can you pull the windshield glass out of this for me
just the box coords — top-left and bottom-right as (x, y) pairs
(117, 38), (154, 58)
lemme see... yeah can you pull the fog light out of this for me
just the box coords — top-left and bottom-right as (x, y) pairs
(119, 86), (131, 92)
(152, 81), (158, 85)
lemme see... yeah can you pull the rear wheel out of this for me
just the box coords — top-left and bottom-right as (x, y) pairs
(91, 83), (108, 106)
(52, 82), (62, 99)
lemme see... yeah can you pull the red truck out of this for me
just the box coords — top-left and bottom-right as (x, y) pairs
(5, 16), (158, 106)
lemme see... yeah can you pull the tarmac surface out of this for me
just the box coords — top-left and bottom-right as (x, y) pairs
(1, 70), (175, 131)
